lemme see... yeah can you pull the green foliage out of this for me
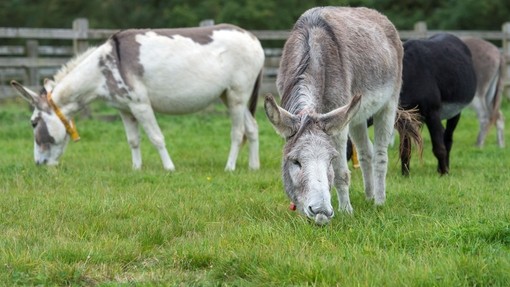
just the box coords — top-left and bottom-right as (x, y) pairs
(430, 0), (510, 30)
(1, 0), (509, 30)
(0, 99), (509, 285)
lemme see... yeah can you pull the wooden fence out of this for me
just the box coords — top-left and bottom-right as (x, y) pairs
(1, 18), (510, 99)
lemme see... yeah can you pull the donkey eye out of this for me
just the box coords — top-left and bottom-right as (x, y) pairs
(292, 159), (302, 168)
(31, 120), (38, 128)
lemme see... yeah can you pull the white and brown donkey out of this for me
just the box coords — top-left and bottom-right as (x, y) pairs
(11, 24), (264, 171)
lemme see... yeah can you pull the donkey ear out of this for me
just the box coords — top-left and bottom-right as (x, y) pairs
(10, 80), (40, 107)
(319, 94), (362, 136)
(43, 78), (56, 92)
(264, 93), (300, 138)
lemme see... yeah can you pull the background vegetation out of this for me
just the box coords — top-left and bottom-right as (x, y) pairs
(0, 98), (509, 285)
(1, 0), (509, 31)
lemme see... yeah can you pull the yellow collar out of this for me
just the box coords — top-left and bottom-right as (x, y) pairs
(47, 92), (80, 142)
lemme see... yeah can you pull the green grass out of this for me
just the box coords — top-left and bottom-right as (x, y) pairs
(1, 98), (509, 286)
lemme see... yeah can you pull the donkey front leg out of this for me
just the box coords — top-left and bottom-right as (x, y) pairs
(372, 105), (397, 205)
(349, 123), (375, 202)
(333, 132), (353, 214)
(130, 103), (175, 171)
(119, 110), (142, 170)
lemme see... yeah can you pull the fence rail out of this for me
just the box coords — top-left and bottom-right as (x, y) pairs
(1, 19), (510, 99)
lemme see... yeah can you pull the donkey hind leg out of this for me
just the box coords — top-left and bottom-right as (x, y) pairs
(496, 110), (505, 148)
(476, 113), (490, 148)
(119, 110), (142, 170)
(332, 131), (353, 214)
(224, 88), (247, 172)
(129, 103), (175, 171)
(371, 103), (397, 205)
(490, 75), (505, 147)
(425, 112), (448, 175)
(484, 75), (505, 148)
(349, 122), (375, 202)
(444, 113), (461, 171)
(473, 95), (490, 148)
(483, 72), (505, 147)
(244, 109), (260, 170)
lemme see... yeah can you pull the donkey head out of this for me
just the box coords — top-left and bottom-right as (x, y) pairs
(264, 94), (361, 225)
(10, 80), (71, 166)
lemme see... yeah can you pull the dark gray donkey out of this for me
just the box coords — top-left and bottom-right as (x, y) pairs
(265, 7), (420, 225)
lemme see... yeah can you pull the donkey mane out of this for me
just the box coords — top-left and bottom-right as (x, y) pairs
(53, 47), (98, 83)
(279, 8), (340, 114)
(287, 114), (320, 142)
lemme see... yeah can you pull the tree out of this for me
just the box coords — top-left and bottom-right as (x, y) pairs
(0, 0), (508, 31)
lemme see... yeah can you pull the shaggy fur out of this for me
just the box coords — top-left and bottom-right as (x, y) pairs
(265, 7), (408, 223)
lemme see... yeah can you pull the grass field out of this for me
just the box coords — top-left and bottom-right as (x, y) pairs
(0, 97), (509, 286)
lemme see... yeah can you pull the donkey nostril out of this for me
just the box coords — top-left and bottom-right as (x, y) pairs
(309, 205), (333, 218)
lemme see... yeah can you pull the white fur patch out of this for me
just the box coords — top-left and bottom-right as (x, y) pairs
(135, 29), (264, 114)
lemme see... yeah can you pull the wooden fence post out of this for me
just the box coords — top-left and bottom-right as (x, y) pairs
(73, 18), (92, 117)
(414, 21), (428, 39)
(73, 18), (89, 55)
(26, 40), (39, 86)
(503, 22), (510, 99)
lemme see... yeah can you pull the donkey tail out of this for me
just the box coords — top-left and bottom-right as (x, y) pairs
(241, 70), (262, 146)
(394, 107), (424, 175)
(248, 70), (263, 116)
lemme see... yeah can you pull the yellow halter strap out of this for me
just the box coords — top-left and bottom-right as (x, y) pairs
(47, 92), (80, 142)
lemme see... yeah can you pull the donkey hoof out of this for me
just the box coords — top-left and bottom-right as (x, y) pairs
(164, 164), (176, 172)
(437, 168), (449, 176)
(374, 197), (386, 206)
(249, 163), (260, 171)
(338, 203), (354, 215)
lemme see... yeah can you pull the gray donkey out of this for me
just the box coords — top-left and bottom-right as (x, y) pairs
(462, 37), (505, 148)
(265, 7), (421, 225)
